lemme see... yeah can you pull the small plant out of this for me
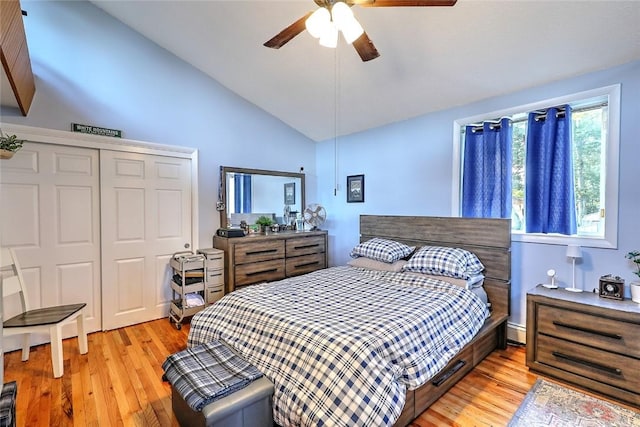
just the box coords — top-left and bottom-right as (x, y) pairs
(0, 130), (25, 153)
(255, 216), (273, 227)
(626, 250), (640, 279)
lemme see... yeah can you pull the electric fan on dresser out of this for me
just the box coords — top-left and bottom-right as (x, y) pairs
(303, 204), (326, 230)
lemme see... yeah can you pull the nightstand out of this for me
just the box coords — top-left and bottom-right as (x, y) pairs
(526, 285), (640, 408)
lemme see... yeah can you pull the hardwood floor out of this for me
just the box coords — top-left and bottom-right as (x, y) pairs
(0, 319), (570, 426)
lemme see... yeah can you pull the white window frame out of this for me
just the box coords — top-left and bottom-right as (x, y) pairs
(451, 84), (620, 249)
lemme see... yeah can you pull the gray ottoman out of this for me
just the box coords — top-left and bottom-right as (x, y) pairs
(163, 340), (274, 427)
(171, 376), (274, 427)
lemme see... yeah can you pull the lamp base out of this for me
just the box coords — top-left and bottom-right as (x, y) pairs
(542, 284), (558, 289)
(565, 287), (583, 293)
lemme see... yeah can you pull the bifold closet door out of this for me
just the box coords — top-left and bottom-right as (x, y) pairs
(100, 150), (192, 330)
(0, 142), (101, 350)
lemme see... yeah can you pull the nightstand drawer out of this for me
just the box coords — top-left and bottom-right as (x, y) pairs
(537, 334), (640, 394)
(286, 236), (326, 257)
(234, 240), (285, 264)
(235, 259), (285, 286)
(537, 304), (640, 358)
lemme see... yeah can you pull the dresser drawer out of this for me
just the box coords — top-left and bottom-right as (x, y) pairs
(537, 304), (640, 358)
(285, 253), (326, 277)
(537, 334), (640, 394)
(234, 240), (285, 264)
(286, 236), (326, 257)
(235, 259), (285, 286)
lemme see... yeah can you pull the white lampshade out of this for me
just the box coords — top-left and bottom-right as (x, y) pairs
(332, 2), (364, 44)
(319, 22), (338, 48)
(305, 7), (331, 39)
(331, 2), (354, 27)
(566, 244), (582, 259)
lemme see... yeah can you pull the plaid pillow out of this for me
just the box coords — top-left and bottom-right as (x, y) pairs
(349, 238), (415, 263)
(402, 246), (485, 279)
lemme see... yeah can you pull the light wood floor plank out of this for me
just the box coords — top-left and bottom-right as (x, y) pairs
(1, 319), (629, 426)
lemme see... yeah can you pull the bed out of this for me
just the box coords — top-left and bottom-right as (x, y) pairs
(188, 215), (511, 426)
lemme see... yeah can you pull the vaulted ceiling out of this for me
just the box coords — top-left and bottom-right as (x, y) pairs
(91, 0), (640, 141)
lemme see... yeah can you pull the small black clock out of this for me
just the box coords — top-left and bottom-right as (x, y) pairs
(599, 274), (624, 300)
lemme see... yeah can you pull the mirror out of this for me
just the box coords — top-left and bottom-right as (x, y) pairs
(219, 166), (305, 228)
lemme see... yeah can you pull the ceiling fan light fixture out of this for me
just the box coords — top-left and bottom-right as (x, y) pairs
(319, 22), (339, 48)
(331, 2), (364, 45)
(305, 7), (331, 39)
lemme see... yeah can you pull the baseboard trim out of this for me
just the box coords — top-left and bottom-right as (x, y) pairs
(507, 321), (526, 345)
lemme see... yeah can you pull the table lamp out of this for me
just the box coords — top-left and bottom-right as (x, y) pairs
(566, 244), (582, 292)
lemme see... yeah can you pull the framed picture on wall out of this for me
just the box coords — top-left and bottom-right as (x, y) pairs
(347, 174), (364, 203)
(284, 182), (296, 205)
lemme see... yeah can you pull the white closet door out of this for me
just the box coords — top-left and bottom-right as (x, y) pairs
(0, 142), (101, 349)
(100, 151), (192, 330)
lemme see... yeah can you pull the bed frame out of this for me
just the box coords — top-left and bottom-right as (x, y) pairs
(359, 215), (511, 426)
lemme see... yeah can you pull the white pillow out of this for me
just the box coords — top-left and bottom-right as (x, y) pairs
(348, 258), (407, 272)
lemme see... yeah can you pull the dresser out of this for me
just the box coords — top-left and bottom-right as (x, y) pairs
(213, 230), (327, 293)
(526, 285), (640, 407)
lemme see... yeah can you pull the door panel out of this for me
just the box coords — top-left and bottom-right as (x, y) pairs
(101, 150), (192, 330)
(0, 142), (101, 349)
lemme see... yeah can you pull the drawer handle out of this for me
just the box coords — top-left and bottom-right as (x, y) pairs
(552, 321), (623, 340)
(294, 261), (320, 269)
(246, 268), (278, 277)
(246, 249), (278, 255)
(293, 244), (320, 250)
(431, 360), (467, 387)
(552, 351), (622, 375)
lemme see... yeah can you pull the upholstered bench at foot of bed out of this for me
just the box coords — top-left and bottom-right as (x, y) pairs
(162, 339), (274, 427)
(172, 376), (274, 427)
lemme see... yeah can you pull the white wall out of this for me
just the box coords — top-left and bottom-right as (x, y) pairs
(0, 0), (316, 246)
(317, 59), (640, 329)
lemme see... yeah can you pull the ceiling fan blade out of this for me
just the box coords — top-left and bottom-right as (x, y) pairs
(352, 32), (380, 62)
(264, 12), (314, 49)
(357, 0), (457, 6)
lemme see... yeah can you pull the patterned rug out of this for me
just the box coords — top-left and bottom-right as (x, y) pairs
(508, 379), (640, 426)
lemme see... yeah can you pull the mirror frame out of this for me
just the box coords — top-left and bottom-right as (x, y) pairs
(219, 166), (305, 228)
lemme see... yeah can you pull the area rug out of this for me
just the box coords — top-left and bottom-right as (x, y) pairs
(508, 379), (640, 426)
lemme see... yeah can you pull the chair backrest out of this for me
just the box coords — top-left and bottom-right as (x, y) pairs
(0, 248), (30, 316)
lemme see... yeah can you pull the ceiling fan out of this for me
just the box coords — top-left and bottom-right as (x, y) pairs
(264, 0), (457, 62)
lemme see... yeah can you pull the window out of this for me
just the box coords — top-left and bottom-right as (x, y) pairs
(452, 85), (620, 248)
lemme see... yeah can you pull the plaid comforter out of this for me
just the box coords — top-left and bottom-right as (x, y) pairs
(188, 266), (489, 426)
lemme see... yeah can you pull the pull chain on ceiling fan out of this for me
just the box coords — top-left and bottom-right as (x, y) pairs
(263, 0), (457, 62)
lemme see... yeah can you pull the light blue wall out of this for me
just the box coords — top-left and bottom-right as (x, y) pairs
(317, 60), (640, 328)
(0, 0), (316, 246)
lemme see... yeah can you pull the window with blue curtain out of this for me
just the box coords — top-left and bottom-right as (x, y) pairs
(462, 117), (513, 219)
(461, 106), (577, 235)
(525, 105), (577, 235)
(456, 85), (618, 247)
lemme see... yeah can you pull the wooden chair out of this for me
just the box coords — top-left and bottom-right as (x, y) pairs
(0, 248), (88, 378)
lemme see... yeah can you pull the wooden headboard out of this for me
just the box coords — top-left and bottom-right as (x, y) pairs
(360, 215), (512, 318)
